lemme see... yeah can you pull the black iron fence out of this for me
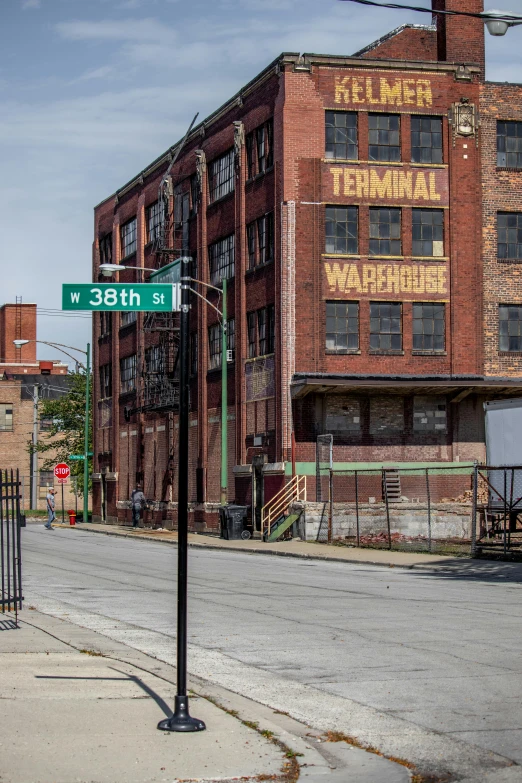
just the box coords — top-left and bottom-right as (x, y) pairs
(472, 466), (522, 557)
(314, 465), (475, 553)
(1, 470), (23, 623)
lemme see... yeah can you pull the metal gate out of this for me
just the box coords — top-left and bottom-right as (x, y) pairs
(1, 470), (23, 623)
(472, 465), (522, 557)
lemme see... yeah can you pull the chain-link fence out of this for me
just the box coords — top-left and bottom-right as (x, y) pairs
(313, 465), (475, 553)
(472, 466), (522, 557)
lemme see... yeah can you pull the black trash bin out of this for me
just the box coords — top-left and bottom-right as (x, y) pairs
(219, 505), (251, 540)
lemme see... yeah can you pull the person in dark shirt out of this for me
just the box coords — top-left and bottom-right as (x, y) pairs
(131, 486), (146, 528)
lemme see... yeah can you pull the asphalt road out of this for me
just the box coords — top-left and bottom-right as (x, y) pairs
(22, 525), (522, 781)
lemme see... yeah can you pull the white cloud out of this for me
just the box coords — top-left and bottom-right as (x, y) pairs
(22, 0), (41, 8)
(55, 17), (175, 44)
(72, 65), (115, 83)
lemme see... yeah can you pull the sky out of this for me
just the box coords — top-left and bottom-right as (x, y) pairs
(1, 0), (521, 364)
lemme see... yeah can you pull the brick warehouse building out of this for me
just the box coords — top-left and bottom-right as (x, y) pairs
(92, 0), (522, 530)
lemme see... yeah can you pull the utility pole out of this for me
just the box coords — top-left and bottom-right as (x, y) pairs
(158, 256), (205, 733)
(84, 343), (91, 523)
(220, 277), (228, 506)
(31, 384), (39, 510)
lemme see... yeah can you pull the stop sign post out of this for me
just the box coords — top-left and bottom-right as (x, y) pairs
(54, 464), (70, 524)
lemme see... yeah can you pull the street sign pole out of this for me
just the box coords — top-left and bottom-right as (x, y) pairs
(158, 258), (205, 734)
(61, 482), (65, 525)
(84, 343), (90, 524)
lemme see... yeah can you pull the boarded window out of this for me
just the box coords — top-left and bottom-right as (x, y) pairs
(370, 396), (404, 435)
(325, 397), (361, 433)
(413, 396), (447, 433)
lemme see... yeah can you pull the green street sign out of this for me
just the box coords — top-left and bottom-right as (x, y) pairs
(69, 453), (93, 460)
(62, 283), (180, 312)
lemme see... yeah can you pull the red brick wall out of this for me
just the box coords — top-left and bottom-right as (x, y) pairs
(360, 26), (437, 63)
(481, 82), (522, 376)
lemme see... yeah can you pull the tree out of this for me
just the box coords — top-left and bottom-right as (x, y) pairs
(32, 372), (92, 495)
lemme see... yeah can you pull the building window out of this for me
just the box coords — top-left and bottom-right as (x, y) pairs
(39, 417), (53, 432)
(99, 233), (112, 265)
(208, 149), (234, 203)
(369, 208), (401, 256)
(369, 114), (400, 162)
(120, 354), (137, 394)
(146, 201), (162, 244)
(99, 311), (112, 337)
(121, 311), (137, 328)
(370, 301), (402, 351)
(325, 397), (361, 434)
(412, 209), (444, 257)
(325, 206), (358, 255)
(120, 218), (137, 258)
(208, 234), (235, 285)
(497, 122), (522, 169)
(498, 213), (522, 260)
(145, 345), (164, 374)
(246, 119), (273, 179)
(411, 116), (442, 164)
(413, 303), (445, 351)
(413, 396), (447, 433)
(39, 470), (54, 488)
(190, 332), (198, 376)
(247, 306), (274, 357)
(0, 403), (13, 431)
(325, 111), (358, 161)
(208, 319), (234, 370)
(100, 363), (112, 398)
(326, 301), (359, 352)
(247, 213), (274, 269)
(499, 305), (522, 351)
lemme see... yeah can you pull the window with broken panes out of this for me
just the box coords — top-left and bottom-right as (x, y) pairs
(412, 209), (444, 257)
(498, 212), (522, 260)
(99, 363), (112, 398)
(247, 306), (274, 357)
(247, 213), (274, 269)
(146, 201), (162, 244)
(208, 234), (235, 285)
(99, 311), (112, 337)
(325, 301), (359, 352)
(190, 173), (199, 215)
(208, 149), (235, 202)
(413, 396), (447, 433)
(413, 303), (445, 351)
(411, 116), (442, 164)
(497, 121), (522, 169)
(369, 114), (400, 162)
(120, 218), (137, 258)
(0, 403), (13, 431)
(246, 119), (273, 179)
(325, 111), (358, 160)
(325, 206), (358, 255)
(119, 354), (137, 394)
(145, 345), (164, 375)
(499, 304), (522, 351)
(370, 301), (402, 351)
(99, 233), (112, 265)
(121, 311), (137, 328)
(369, 207), (401, 256)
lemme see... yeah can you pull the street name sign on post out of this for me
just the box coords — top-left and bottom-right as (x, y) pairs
(62, 283), (180, 312)
(69, 453), (93, 461)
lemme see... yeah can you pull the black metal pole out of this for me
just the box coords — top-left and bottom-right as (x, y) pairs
(158, 259), (205, 733)
(61, 483), (65, 525)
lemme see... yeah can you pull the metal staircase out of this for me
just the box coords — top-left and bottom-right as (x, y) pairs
(383, 467), (401, 503)
(261, 475), (306, 542)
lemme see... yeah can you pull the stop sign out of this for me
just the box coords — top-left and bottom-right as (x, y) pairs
(54, 463), (70, 480)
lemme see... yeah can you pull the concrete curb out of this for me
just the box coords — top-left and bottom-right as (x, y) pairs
(53, 522), (458, 571)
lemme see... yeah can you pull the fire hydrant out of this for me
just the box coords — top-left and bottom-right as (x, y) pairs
(67, 510), (76, 526)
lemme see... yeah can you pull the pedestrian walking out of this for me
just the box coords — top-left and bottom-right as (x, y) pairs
(45, 488), (56, 529)
(130, 486), (146, 528)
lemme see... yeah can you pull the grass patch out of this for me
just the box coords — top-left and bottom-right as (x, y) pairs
(79, 648), (105, 657)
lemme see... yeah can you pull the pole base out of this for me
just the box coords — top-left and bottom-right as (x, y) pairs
(158, 696), (206, 733)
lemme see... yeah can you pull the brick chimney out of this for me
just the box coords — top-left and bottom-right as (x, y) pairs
(433, 0), (485, 79)
(0, 303), (37, 363)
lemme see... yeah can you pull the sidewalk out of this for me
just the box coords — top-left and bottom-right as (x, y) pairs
(0, 609), (410, 783)
(53, 520), (459, 569)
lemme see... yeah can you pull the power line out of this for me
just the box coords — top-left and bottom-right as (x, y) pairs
(338, 0), (521, 22)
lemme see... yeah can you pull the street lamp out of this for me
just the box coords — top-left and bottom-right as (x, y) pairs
(99, 263), (149, 277)
(483, 9), (522, 36)
(13, 339), (91, 528)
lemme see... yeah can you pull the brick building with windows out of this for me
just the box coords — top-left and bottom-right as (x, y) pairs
(92, 0), (522, 530)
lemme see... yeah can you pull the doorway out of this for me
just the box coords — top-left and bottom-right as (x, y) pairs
(252, 456), (265, 533)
